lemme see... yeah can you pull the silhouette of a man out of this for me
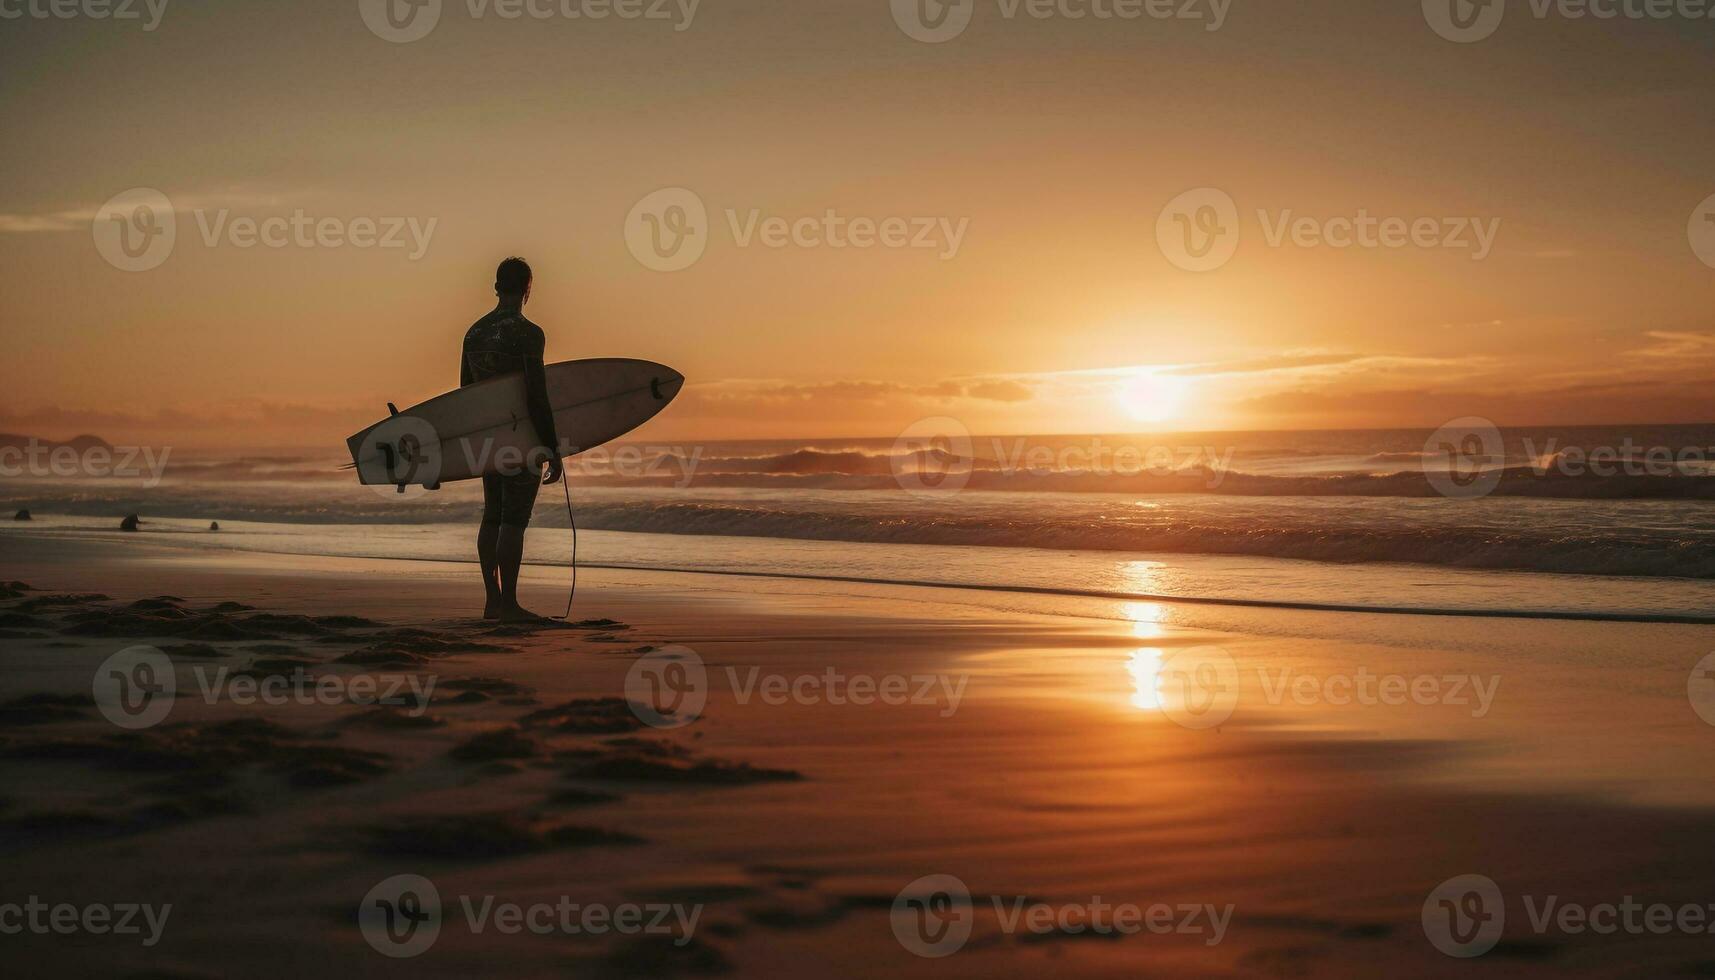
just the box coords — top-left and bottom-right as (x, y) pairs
(462, 257), (563, 621)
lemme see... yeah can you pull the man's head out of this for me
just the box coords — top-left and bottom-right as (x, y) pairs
(495, 256), (533, 304)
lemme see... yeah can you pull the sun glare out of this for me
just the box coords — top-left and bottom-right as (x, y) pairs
(1116, 373), (1190, 425)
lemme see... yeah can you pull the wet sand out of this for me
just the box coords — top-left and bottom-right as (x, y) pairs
(3, 531), (1714, 977)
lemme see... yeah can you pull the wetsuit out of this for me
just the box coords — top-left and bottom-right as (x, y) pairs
(461, 307), (559, 527)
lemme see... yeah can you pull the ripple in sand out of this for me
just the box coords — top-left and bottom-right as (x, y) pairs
(359, 812), (642, 860)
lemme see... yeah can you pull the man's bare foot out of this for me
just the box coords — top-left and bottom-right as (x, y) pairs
(497, 602), (546, 623)
(483, 599), (502, 621)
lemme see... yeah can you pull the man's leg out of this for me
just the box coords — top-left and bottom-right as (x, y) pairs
(478, 521), (502, 618)
(495, 524), (531, 619)
(479, 475), (504, 619)
(493, 468), (544, 622)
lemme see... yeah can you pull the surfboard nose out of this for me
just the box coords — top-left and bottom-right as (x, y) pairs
(648, 364), (685, 401)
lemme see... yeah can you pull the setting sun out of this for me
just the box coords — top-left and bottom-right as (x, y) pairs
(1116, 373), (1191, 425)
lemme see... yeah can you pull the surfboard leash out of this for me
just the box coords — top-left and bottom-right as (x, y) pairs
(553, 474), (577, 620)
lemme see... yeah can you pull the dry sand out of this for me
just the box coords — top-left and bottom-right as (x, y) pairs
(2, 531), (1714, 978)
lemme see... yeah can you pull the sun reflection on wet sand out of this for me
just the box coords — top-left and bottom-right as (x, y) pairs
(1127, 648), (1165, 711)
(1123, 600), (1170, 711)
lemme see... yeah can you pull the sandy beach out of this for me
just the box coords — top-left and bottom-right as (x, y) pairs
(3, 528), (1713, 977)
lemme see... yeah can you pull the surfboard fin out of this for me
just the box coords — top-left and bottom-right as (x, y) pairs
(387, 402), (400, 416)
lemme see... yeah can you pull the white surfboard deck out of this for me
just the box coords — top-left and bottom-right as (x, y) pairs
(346, 358), (684, 488)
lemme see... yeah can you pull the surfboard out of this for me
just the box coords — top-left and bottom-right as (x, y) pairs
(345, 358), (684, 490)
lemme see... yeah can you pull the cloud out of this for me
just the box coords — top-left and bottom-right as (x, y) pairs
(964, 379), (1033, 402)
(1627, 331), (1715, 360)
(0, 400), (373, 446)
(0, 188), (306, 235)
(0, 210), (94, 233)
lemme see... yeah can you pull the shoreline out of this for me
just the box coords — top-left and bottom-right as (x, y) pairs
(4, 534), (1715, 976)
(7, 519), (1715, 626)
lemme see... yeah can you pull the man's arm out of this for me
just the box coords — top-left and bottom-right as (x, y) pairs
(523, 328), (562, 479)
(460, 350), (473, 388)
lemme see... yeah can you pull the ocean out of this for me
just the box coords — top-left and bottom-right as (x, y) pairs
(4, 424), (1713, 622)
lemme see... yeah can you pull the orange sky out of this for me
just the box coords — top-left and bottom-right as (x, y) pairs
(1, 0), (1711, 448)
